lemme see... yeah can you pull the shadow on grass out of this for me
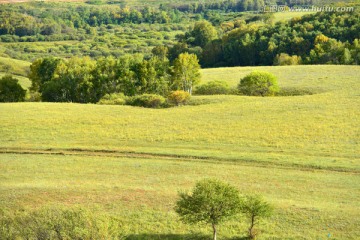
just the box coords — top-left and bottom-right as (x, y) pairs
(126, 234), (249, 240)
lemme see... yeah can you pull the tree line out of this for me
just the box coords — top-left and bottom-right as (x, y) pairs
(0, 4), (182, 39)
(169, 10), (360, 67)
(28, 51), (201, 103)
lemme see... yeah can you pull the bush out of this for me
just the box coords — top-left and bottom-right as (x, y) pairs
(0, 207), (122, 240)
(277, 87), (316, 96)
(0, 75), (26, 102)
(274, 53), (302, 66)
(98, 93), (127, 105)
(195, 81), (231, 95)
(238, 71), (280, 97)
(127, 94), (165, 108)
(26, 91), (42, 102)
(168, 90), (191, 106)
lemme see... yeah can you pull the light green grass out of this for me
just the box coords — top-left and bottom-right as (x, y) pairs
(0, 65), (359, 238)
(0, 57), (30, 77)
(1, 65), (359, 170)
(0, 153), (359, 239)
(273, 12), (313, 22)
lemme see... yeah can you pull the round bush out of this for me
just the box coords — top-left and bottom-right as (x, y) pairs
(168, 90), (191, 106)
(195, 81), (231, 95)
(98, 93), (127, 105)
(238, 71), (280, 96)
(127, 94), (165, 108)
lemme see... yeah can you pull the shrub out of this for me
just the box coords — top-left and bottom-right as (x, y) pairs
(127, 94), (165, 108)
(274, 53), (302, 66)
(98, 93), (127, 105)
(238, 71), (280, 97)
(277, 87), (316, 96)
(0, 207), (122, 240)
(0, 75), (26, 102)
(168, 90), (191, 106)
(26, 91), (42, 102)
(195, 81), (231, 95)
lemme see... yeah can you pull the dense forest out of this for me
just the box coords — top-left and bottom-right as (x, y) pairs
(1, 1), (358, 67)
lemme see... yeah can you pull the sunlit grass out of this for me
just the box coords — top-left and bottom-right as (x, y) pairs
(0, 57), (30, 76)
(0, 65), (359, 239)
(0, 153), (359, 239)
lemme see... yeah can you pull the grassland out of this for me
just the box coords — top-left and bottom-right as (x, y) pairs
(0, 57), (30, 77)
(0, 65), (359, 239)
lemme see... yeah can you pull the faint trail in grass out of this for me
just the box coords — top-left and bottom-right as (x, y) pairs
(0, 147), (358, 174)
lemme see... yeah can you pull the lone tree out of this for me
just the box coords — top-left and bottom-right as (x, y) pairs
(0, 75), (26, 102)
(238, 71), (279, 96)
(241, 195), (273, 239)
(172, 52), (201, 95)
(175, 179), (242, 240)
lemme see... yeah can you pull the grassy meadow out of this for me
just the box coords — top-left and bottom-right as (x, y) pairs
(0, 65), (360, 239)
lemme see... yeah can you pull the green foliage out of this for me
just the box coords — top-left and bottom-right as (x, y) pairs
(26, 91), (42, 102)
(127, 94), (166, 108)
(240, 195), (273, 239)
(274, 53), (302, 66)
(28, 57), (61, 92)
(172, 53), (201, 94)
(167, 90), (191, 106)
(195, 81), (231, 95)
(41, 57), (97, 103)
(0, 75), (26, 102)
(238, 71), (280, 97)
(189, 21), (218, 48)
(0, 207), (122, 240)
(98, 93), (127, 105)
(175, 179), (242, 240)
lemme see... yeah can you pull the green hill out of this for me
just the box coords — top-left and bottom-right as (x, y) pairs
(0, 57), (30, 77)
(0, 65), (359, 239)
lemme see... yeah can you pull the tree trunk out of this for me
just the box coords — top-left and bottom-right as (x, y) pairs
(249, 215), (255, 239)
(212, 223), (217, 240)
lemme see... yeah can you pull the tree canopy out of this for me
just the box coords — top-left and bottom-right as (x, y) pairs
(0, 75), (26, 102)
(175, 179), (242, 240)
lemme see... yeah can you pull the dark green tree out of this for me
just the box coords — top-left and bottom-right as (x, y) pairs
(42, 57), (96, 103)
(0, 75), (26, 102)
(190, 20), (218, 48)
(28, 57), (62, 92)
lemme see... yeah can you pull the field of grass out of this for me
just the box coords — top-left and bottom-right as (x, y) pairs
(0, 65), (359, 239)
(1, 153), (359, 239)
(273, 12), (313, 22)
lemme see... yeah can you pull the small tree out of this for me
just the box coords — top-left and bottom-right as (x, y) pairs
(172, 53), (201, 95)
(175, 179), (242, 240)
(238, 71), (279, 97)
(241, 195), (273, 239)
(0, 75), (26, 102)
